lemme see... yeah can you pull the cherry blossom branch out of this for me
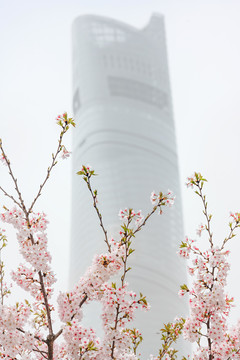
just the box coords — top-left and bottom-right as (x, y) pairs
(187, 173), (213, 247)
(156, 319), (185, 360)
(18, 215), (54, 341)
(0, 113), (75, 360)
(56, 180), (173, 359)
(110, 209), (153, 358)
(123, 328), (143, 356)
(17, 220), (55, 358)
(98, 190), (174, 358)
(109, 214), (134, 358)
(120, 201), (174, 307)
(221, 212), (240, 250)
(180, 172), (240, 360)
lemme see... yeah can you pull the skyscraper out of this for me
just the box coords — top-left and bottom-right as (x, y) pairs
(70, 14), (188, 357)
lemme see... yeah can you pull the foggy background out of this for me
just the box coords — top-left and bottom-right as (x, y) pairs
(0, 0), (240, 332)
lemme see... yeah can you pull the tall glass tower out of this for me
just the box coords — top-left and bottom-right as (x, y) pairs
(70, 14), (189, 357)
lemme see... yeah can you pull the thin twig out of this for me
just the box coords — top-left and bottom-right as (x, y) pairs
(33, 346), (48, 359)
(86, 175), (111, 252)
(0, 186), (23, 209)
(16, 327), (46, 343)
(221, 222), (239, 250)
(27, 126), (67, 215)
(0, 142), (27, 212)
(71, 294), (88, 321)
(133, 206), (157, 237)
(197, 183), (213, 248)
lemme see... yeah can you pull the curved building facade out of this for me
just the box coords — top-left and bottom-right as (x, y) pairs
(70, 14), (189, 357)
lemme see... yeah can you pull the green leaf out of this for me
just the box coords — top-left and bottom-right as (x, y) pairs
(180, 284), (189, 291)
(180, 241), (187, 248)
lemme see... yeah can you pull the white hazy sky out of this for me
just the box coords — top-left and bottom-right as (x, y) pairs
(1, 0), (240, 323)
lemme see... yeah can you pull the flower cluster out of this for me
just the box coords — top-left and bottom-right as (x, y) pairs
(0, 301), (37, 358)
(62, 321), (100, 359)
(12, 264), (56, 300)
(150, 190), (175, 214)
(118, 208), (144, 225)
(77, 164), (95, 180)
(196, 223), (205, 237)
(186, 172), (207, 188)
(230, 212), (240, 223)
(178, 173), (240, 359)
(178, 237), (196, 259)
(1, 208), (52, 274)
(61, 145), (71, 159)
(56, 112), (75, 128)
(179, 245), (240, 360)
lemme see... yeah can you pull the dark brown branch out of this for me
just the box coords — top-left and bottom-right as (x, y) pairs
(111, 304), (120, 359)
(38, 270), (53, 336)
(71, 294), (88, 321)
